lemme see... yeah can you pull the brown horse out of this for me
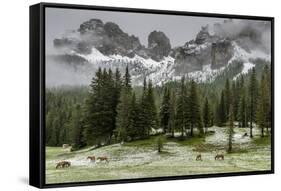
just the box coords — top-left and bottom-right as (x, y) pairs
(215, 154), (224, 160)
(56, 161), (71, 169)
(97, 156), (109, 163)
(87, 156), (96, 162)
(196, 154), (202, 161)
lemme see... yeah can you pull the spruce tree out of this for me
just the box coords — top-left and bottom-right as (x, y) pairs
(232, 80), (239, 121)
(145, 80), (159, 134)
(112, 68), (122, 134)
(188, 80), (204, 136)
(116, 68), (133, 142)
(263, 65), (272, 134)
(69, 104), (84, 150)
(238, 93), (247, 127)
(219, 90), (226, 126)
(128, 92), (139, 140)
(203, 97), (211, 133)
(227, 105), (234, 153)
(224, 78), (231, 118)
(160, 87), (171, 133)
(168, 90), (176, 137)
(257, 71), (270, 137)
(248, 68), (258, 138)
(124, 65), (131, 89)
(138, 77), (150, 138)
(176, 77), (188, 137)
(84, 68), (115, 146)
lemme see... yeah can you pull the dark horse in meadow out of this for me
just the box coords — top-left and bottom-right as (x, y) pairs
(56, 161), (71, 169)
(97, 156), (109, 163)
(196, 154), (202, 161)
(87, 156), (96, 162)
(215, 154), (224, 160)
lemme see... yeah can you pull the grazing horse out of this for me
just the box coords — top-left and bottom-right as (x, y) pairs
(196, 154), (202, 161)
(87, 156), (96, 162)
(56, 161), (71, 169)
(215, 154), (224, 160)
(97, 156), (109, 163)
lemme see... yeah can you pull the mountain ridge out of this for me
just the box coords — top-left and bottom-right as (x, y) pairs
(47, 18), (271, 87)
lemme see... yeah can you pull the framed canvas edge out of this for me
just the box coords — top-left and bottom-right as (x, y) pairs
(29, 2), (275, 189)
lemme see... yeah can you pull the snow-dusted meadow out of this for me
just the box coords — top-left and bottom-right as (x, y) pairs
(46, 126), (271, 184)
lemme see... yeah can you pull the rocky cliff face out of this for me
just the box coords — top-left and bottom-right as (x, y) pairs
(148, 31), (171, 61)
(48, 19), (271, 87)
(211, 39), (233, 69)
(54, 19), (146, 58)
(173, 26), (234, 75)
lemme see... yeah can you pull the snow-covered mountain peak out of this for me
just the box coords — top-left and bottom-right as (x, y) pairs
(47, 19), (271, 87)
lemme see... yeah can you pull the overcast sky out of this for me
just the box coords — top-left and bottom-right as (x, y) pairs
(46, 7), (225, 53)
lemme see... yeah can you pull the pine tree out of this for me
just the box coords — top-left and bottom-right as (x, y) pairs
(168, 90), (176, 137)
(188, 80), (204, 136)
(232, 80), (239, 121)
(238, 93), (247, 127)
(84, 68), (116, 146)
(124, 65), (131, 89)
(176, 77), (188, 137)
(227, 105), (234, 153)
(115, 67), (133, 142)
(219, 90), (226, 126)
(263, 65), (272, 134)
(69, 104), (84, 150)
(128, 92), (139, 140)
(210, 107), (214, 127)
(146, 80), (159, 133)
(160, 87), (171, 133)
(248, 68), (258, 138)
(116, 87), (132, 142)
(257, 70), (270, 137)
(236, 75), (246, 127)
(112, 68), (122, 134)
(203, 97), (211, 133)
(138, 77), (150, 138)
(224, 78), (231, 119)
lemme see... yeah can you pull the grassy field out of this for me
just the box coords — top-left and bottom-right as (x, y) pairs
(46, 126), (271, 184)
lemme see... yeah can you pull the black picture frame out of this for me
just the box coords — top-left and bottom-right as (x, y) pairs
(29, 2), (275, 189)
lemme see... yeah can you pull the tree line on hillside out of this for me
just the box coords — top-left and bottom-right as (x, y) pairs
(45, 65), (272, 151)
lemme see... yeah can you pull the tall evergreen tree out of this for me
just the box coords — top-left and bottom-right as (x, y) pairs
(168, 90), (176, 137)
(219, 90), (226, 126)
(257, 70), (270, 137)
(160, 87), (171, 133)
(176, 77), (188, 137)
(84, 68), (116, 146)
(203, 97), (211, 133)
(263, 65), (272, 134)
(138, 77), (150, 138)
(248, 68), (258, 138)
(128, 92), (139, 140)
(224, 78), (231, 118)
(124, 65), (131, 89)
(69, 104), (85, 150)
(237, 75), (247, 127)
(146, 80), (159, 133)
(238, 93), (247, 127)
(232, 80), (239, 121)
(116, 87), (132, 142)
(116, 68), (133, 142)
(188, 80), (204, 136)
(112, 68), (122, 133)
(227, 105), (234, 153)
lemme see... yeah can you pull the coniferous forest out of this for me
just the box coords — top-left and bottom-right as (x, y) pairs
(46, 64), (272, 151)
